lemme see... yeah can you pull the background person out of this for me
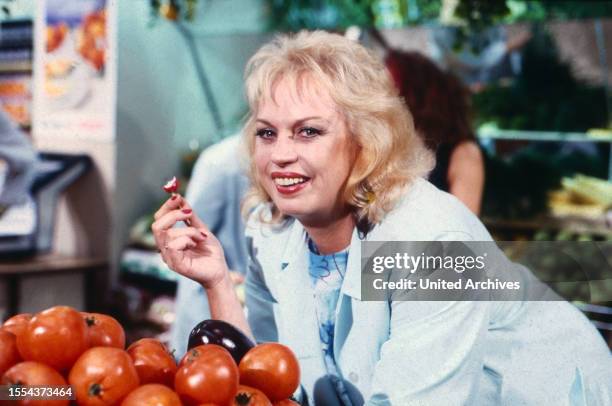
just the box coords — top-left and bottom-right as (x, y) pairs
(385, 50), (485, 215)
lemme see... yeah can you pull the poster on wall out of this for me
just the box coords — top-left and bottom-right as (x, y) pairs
(0, 19), (34, 130)
(0, 73), (32, 128)
(33, 0), (116, 141)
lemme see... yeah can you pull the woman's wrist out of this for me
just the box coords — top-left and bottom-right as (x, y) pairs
(202, 269), (232, 294)
(203, 268), (253, 340)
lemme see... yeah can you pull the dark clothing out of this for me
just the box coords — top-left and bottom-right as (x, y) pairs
(428, 143), (453, 192)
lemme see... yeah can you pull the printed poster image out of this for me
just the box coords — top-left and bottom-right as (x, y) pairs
(34, 0), (116, 140)
(0, 74), (32, 128)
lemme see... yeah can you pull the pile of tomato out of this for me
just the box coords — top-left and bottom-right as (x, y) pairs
(0, 305), (301, 406)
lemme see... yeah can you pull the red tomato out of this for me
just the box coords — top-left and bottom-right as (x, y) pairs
(120, 384), (181, 406)
(68, 347), (140, 406)
(239, 343), (300, 402)
(126, 338), (177, 387)
(273, 400), (300, 406)
(2, 313), (32, 338)
(2, 314), (32, 369)
(1, 361), (68, 406)
(0, 329), (22, 376)
(16, 306), (88, 371)
(82, 312), (126, 349)
(232, 385), (272, 406)
(175, 344), (239, 406)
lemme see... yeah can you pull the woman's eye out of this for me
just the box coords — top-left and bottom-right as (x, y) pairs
(256, 128), (276, 139)
(299, 127), (322, 137)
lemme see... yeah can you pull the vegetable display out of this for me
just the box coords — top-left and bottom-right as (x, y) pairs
(1, 308), (302, 406)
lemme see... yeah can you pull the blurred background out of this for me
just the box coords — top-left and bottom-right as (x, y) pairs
(0, 0), (611, 348)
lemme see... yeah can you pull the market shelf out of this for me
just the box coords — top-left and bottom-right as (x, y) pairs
(478, 128), (612, 143)
(0, 254), (108, 315)
(478, 128), (612, 180)
(483, 215), (612, 237)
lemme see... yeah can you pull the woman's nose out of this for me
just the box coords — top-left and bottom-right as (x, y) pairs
(270, 134), (298, 165)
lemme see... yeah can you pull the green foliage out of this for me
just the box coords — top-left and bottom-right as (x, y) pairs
(455, 0), (509, 32)
(452, 0), (509, 51)
(265, 0), (375, 31)
(507, 1), (612, 22)
(407, 0), (443, 24)
(264, 1), (612, 32)
(473, 25), (608, 132)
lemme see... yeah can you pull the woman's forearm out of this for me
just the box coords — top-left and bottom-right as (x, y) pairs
(205, 274), (254, 341)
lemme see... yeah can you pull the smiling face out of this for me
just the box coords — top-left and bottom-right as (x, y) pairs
(253, 75), (357, 226)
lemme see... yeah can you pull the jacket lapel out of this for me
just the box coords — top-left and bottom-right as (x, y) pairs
(333, 227), (362, 359)
(270, 221), (330, 397)
(334, 228), (392, 400)
(340, 227), (364, 299)
(273, 220), (322, 358)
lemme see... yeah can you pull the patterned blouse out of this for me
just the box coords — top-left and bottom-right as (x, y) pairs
(307, 238), (353, 406)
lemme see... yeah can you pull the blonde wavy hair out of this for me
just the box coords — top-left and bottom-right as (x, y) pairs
(241, 30), (434, 233)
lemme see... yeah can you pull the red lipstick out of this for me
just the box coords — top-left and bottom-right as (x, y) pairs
(270, 172), (311, 195)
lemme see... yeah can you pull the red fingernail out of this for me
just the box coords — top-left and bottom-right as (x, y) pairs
(182, 209), (192, 214)
(171, 195), (177, 200)
(200, 231), (207, 238)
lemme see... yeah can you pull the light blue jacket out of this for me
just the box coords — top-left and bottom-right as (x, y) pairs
(245, 178), (611, 405)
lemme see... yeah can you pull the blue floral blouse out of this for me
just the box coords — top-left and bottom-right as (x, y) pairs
(307, 238), (353, 406)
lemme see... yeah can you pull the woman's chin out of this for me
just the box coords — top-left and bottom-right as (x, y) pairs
(272, 198), (314, 218)
(270, 192), (305, 213)
(276, 205), (308, 219)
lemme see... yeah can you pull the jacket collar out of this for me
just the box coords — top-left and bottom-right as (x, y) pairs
(274, 219), (322, 358)
(279, 219), (364, 300)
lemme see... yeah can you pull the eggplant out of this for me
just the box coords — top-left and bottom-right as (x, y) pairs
(187, 319), (255, 364)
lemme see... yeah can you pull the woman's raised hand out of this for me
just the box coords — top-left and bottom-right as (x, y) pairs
(151, 195), (228, 289)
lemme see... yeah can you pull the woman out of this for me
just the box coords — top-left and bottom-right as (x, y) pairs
(152, 31), (610, 405)
(385, 50), (484, 215)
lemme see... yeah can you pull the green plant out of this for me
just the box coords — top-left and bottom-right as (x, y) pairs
(506, 1), (612, 22)
(473, 25), (608, 132)
(452, 0), (510, 51)
(265, 0), (375, 31)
